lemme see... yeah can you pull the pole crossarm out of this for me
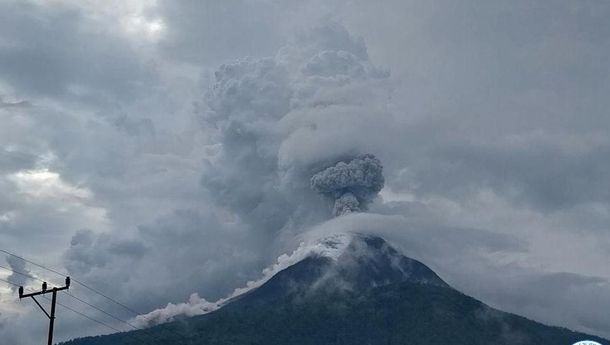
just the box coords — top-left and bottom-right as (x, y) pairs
(20, 285), (69, 298)
(19, 277), (71, 345)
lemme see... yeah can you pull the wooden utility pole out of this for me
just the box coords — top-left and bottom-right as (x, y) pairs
(19, 277), (70, 345)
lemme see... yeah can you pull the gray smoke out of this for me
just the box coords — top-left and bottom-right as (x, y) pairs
(311, 154), (384, 216)
(199, 22), (392, 232)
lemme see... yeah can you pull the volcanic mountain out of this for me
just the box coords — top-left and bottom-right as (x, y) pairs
(60, 234), (608, 345)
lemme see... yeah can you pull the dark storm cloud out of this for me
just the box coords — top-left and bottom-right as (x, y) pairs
(0, 1), (157, 104)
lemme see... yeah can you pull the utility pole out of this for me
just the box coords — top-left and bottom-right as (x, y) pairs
(19, 277), (70, 345)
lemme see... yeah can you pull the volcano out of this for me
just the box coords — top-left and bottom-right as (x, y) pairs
(60, 235), (608, 345)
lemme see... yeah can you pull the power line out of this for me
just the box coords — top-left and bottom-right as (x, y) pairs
(0, 263), (52, 285)
(0, 265), (129, 328)
(0, 265), (156, 339)
(72, 280), (143, 316)
(56, 301), (123, 333)
(63, 291), (160, 338)
(0, 276), (20, 287)
(54, 295), (179, 344)
(64, 291), (138, 328)
(1, 248), (143, 316)
(45, 298), (154, 345)
(66, 282), (191, 343)
(0, 264), (136, 328)
(19, 277), (71, 345)
(1, 250), (190, 344)
(17, 284), (156, 344)
(1, 280), (160, 344)
(0, 249), (68, 278)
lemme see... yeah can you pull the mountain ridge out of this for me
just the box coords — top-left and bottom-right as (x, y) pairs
(60, 234), (609, 345)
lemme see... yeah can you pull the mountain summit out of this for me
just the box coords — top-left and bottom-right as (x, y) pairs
(61, 235), (608, 345)
(237, 234), (448, 304)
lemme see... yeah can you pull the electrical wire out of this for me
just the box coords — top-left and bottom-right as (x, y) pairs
(0, 263), (53, 285)
(0, 265), (164, 341)
(53, 299), (164, 344)
(0, 248), (142, 315)
(0, 249), (68, 277)
(0, 280), (127, 337)
(0, 276), (20, 287)
(64, 291), (139, 329)
(0, 281), (167, 344)
(0, 250), (190, 344)
(62, 290), (172, 343)
(0, 264), (135, 329)
(49, 296), (180, 344)
(54, 299), (124, 334)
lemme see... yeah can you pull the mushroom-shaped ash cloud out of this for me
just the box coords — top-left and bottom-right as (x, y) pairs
(310, 154), (384, 216)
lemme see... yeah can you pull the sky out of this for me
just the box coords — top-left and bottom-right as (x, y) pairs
(0, 0), (610, 343)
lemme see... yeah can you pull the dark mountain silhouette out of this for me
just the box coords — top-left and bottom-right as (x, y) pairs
(60, 235), (608, 345)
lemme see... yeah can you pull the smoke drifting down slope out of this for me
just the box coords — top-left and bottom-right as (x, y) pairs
(133, 234), (353, 327)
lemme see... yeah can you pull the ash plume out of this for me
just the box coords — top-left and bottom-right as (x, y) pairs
(311, 154), (384, 216)
(131, 23), (393, 327)
(200, 22), (391, 230)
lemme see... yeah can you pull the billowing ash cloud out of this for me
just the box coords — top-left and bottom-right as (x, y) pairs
(311, 154), (384, 216)
(200, 22), (393, 231)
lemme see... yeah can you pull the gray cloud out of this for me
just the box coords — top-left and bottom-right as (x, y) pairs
(0, 148), (37, 174)
(339, 0), (610, 215)
(5, 255), (30, 289)
(459, 268), (610, 338)
(1, 0), (610, 343)
(387, 137), (610, 213)
(0, 1), (157, 106)
(0, 98), (30, 109)
(152, 0), (286, 65)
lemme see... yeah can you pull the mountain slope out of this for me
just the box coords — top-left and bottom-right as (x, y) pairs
(60, 235), (608, 345)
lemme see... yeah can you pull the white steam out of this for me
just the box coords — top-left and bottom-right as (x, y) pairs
(132, 233), (352, 327)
